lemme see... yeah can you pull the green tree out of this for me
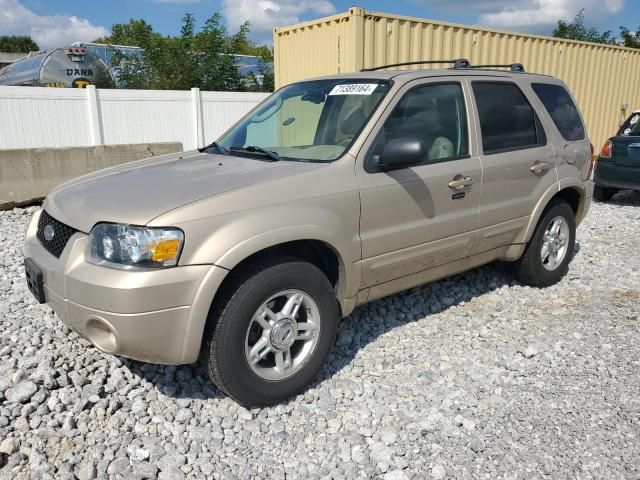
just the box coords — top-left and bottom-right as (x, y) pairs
(225, 21), (274, 91)
(619, 26), (640, 48)
(106, 14), (246, 91)
(95, 14), (274, 91)
(93, 19), (157, 47)
(0, 35), (39, 53)
(553, 10), (617, 44)
(260, 67), (275, 93)
(553, 10), (640, 49)
(193, 13), (245, 91)
(228, 22), (273, 63)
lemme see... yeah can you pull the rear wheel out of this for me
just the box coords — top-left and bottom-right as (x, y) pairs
(203, 259), (339, 406)
(507, 199), (576, 288)
(594, 186), (616, 202)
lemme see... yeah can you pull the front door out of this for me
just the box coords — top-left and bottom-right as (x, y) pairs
(356, 78), (481, 290)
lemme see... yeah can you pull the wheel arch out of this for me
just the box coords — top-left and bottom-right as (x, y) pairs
(219, 239), (345, 297)
(502, 182), (587, 262)
(214, 227), (358, 302)
(523, 183), (585, 243)
(180, 236), (357, 364)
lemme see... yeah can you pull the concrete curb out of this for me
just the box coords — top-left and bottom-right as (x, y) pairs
(0, 143), (183, 210)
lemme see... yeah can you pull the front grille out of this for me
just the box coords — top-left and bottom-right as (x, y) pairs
(36, 210), (78, 258)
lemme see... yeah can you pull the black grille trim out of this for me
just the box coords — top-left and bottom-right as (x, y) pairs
(36, 210), (78, 258)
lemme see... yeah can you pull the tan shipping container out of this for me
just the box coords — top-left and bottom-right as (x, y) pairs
(274, 7), (640, 150)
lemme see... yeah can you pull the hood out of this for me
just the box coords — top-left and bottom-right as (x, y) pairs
(45, 150), (323, 232)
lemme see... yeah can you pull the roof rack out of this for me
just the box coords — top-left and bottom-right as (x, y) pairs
(361, 58), (471, 71)
(470, 63), (525, 72)
(360, 59), (526, 73)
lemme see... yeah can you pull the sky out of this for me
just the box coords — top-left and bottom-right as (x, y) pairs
(1, 0), (638, 50)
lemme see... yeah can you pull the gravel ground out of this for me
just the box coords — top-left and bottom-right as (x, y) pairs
(1, 193), (639, 480)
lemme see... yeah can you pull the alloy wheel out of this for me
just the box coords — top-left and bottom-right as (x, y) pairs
(540, 216), (570, 271)
(244, 289), (321, 381)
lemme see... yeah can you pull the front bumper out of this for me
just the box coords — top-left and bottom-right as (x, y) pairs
(24, 209), (227, 364)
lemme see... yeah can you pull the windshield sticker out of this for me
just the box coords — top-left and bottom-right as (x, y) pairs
(329, 84), (378, 96)
(630, 115), (639, 125)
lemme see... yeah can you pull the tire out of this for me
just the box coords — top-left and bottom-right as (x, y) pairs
(593, 186), (616, 202)
(203, 258), (339, 407)
(506, 199), (576, 288)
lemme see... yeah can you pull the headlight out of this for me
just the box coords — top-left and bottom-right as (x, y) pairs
(88, 223), (184, 269)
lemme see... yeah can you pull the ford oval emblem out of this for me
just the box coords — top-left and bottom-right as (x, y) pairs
(43, 224), (55, 241)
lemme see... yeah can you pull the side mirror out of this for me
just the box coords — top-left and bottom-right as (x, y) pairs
(378, 139), (426, 171)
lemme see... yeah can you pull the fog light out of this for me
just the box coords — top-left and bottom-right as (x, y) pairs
(86, 317), (117, 353)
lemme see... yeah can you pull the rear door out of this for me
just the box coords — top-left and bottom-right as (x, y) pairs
(469, 80), (557, 254)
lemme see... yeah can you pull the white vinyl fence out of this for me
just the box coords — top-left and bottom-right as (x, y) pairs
(0, 86), (270, 151)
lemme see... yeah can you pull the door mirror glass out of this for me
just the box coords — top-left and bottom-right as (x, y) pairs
(379, 138), (427, 170)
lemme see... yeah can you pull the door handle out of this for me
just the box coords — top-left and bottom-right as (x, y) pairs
(448, 175), (473, 189)
(530, 162), (550, 175)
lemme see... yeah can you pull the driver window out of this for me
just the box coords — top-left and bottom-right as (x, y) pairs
(370, 82), (469, 163)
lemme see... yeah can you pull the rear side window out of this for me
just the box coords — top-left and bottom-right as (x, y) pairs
(532, 83), (585, 141)
(617, 112), (640, 136)
(472, 82), (545, 154)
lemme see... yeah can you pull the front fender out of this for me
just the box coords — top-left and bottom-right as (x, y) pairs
(151, 172), (362, 304)
(170, 204), (361, 363)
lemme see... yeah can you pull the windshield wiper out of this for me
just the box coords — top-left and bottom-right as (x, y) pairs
(230, 145), (280, 162)
(199, 141), (228, 155)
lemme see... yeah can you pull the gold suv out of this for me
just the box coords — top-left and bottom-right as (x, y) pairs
(24, 60), (594, 406)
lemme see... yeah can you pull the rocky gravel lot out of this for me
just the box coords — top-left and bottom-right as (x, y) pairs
(1, 193), (640, 480)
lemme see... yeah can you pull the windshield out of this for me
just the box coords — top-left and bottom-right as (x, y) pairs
(217, 79), (391, 162)
(618, 112), (640, 137)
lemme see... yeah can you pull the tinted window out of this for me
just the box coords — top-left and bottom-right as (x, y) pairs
(532, 83), (585, 141)
(370, 83), (469, 164)
(473, 82), (544, 154)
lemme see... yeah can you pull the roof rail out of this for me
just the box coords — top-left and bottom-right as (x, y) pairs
(471, 63), (525, 72)
(360, 59), (526, 73)
(361, 58), (471, 72)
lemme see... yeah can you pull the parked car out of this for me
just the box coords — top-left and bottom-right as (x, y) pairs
(594, 109), (640, 201)
(24, 60), (594, 406)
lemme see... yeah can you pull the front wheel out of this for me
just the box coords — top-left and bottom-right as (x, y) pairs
(506, 199), (576, 288)
(203, 259), (339, 406)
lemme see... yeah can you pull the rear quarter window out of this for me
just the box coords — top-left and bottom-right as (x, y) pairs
(532, 83), (586, 141)
(617, 112), (640, 136)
